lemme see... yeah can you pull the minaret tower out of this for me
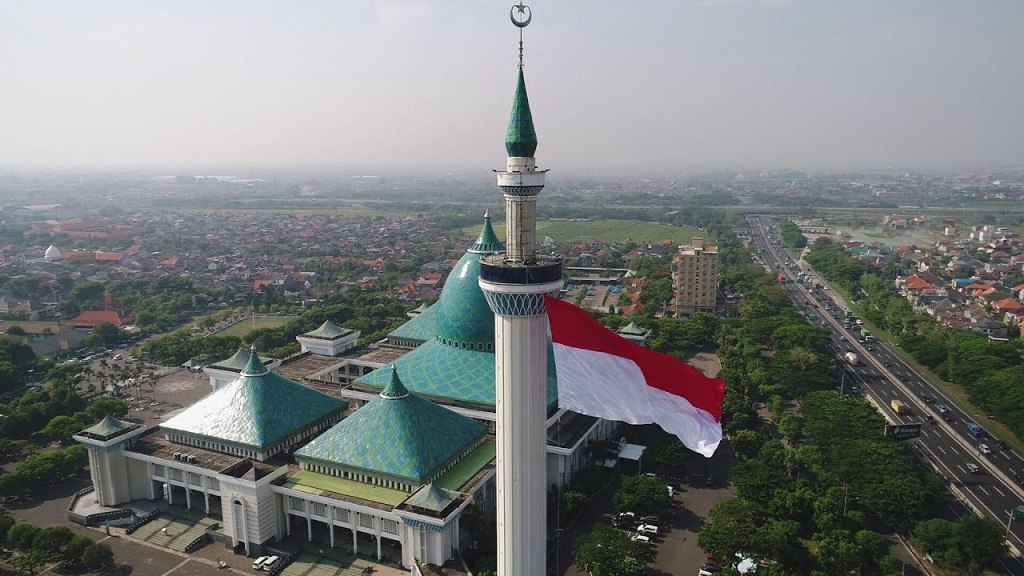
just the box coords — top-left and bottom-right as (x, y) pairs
(479, 5), (563, 575)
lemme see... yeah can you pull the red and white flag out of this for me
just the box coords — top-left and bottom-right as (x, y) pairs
(544, 295), (725, 457)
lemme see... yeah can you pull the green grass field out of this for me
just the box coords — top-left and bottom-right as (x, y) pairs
(212, 316), (292, 339)
(464, 219), (708, 245)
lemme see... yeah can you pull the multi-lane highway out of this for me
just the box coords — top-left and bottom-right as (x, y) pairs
(748, 216), (1024, 574)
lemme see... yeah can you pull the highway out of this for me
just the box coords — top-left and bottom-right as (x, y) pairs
(748, 216), (1024, 575)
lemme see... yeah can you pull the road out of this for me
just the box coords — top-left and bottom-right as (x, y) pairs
(749, 216), (1024, 575)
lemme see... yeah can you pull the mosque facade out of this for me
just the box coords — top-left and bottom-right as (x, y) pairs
(75, 13), (620, 568)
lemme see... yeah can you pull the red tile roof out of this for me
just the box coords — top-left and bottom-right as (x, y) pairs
(67, 310), (132, 328)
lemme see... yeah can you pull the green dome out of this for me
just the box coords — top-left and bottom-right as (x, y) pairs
(433, 216), (503, 350)
(435, 250), (494, 349)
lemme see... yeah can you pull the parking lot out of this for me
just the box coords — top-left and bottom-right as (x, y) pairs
(558, 440), (738, 576)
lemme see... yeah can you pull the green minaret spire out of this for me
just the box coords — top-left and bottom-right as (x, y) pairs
(505, 69), (538, 158)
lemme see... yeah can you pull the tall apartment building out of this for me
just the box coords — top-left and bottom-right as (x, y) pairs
(673, 238), (720, 318)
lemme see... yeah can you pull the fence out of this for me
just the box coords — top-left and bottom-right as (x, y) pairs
(126, 509), (161, 535)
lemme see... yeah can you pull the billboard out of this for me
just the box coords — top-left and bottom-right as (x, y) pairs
(884, 424), (922, 441)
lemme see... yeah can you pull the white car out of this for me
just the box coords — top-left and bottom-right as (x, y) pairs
(637, 524), (659, 535)
(979, 444), (992, 456)
(631, 534), (650, 544)
(966, 463), (981, 474)
(261, 556), (280, 570)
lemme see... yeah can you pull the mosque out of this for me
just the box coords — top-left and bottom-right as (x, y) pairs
(74, 141), (621, 572)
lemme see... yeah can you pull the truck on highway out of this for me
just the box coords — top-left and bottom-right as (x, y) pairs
(860, 329), (874, 342)
(967, 423), (984, 438)
(890, 399), (906, 414)
(844, 352), (860, 365)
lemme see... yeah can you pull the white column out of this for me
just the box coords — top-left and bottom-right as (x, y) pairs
(352, 518), (358, 555)
(495, 314), (548, 576)
(329, 521), (335, 548)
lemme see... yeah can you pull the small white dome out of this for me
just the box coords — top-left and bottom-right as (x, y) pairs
(44, 245), (62, 260)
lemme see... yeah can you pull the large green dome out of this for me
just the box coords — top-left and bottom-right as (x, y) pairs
(434, 215), (504, 350)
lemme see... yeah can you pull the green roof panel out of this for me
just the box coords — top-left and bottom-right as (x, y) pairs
(297, 367), (487, 484)
(162, 350), (348, 450)
(355, 339), (558, 408)
(388, 303), (438, 342)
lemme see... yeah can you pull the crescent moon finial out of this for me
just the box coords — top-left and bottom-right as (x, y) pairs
(510, 4), (532, 28)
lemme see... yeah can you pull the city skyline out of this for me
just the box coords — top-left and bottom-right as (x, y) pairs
(2, 0), (1023, 173)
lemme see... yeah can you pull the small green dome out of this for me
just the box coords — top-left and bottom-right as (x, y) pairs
(470, 212), (503, 254)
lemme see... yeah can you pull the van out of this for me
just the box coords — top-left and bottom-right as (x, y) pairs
(890, 400), (906, 414)
(262, 556), (280, 571)
(252, 556), (269, 570)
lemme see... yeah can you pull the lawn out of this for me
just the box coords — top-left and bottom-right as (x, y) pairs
(212, 316), (292, 339)
(463, 219), (708, 245)
(283, 469), (410, 506)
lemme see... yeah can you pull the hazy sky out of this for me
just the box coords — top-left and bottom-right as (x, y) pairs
(1, 0), (1022, 173)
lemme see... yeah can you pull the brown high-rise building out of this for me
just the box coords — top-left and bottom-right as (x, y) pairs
(672, 238), (719, 318)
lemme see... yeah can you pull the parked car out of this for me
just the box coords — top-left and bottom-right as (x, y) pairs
(637, 524), (660, 535)
(631, 534), (651, 544)
(261, 556), (280, 571)
(641, 514), (660, 524)
(252, 556), (269, 570)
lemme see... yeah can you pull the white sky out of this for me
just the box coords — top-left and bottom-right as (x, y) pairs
(1, 0), (1022, 173)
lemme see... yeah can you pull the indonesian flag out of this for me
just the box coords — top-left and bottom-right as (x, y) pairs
(544, 295), (725, 458)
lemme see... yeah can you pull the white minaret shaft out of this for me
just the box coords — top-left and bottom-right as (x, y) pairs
(479, 5), (563, 575)
(494, 311), (549, 576)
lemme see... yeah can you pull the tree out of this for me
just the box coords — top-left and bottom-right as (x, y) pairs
(561, 491), (591, 518)
(7, 522), (39, 549)
(32, 526), (74, 556)
(816, 529), (860, 575)
(731, 429), (763, 461)
(698, 498), (760, 560)
(574, 524), (651, 576)
(80, 543), (114, 570)
(854, 530), (888, 571)
(86, 322), (120, 347)
(42, 415), (88, 443)
(655, 439), (689, 471)
(954, 514), (1006, 570)
(613, 475), (671, 514)
(12, 549), (54, 576)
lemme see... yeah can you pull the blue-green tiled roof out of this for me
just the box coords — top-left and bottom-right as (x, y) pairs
(505, 69), (538, 158)
(80, 415), (136, 440)
(469, 212), (504, 254)
(296, 367), (487, 484)
(388, 303), (438, 343)
(404, 483), (459, 513)
(304, 320), (352, 340)
(355, 339), (558, 409)
(210, 347), (252, 371)
(434, 250), (494, 348)
(162, 350), (348, 450)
